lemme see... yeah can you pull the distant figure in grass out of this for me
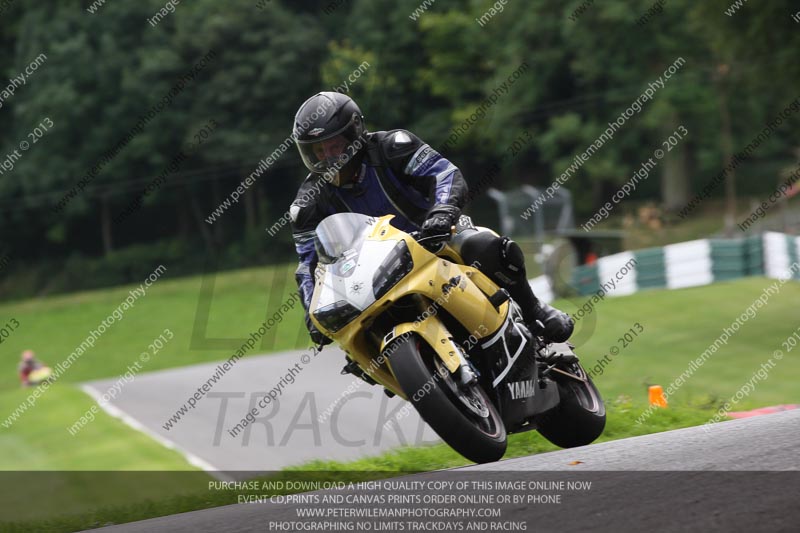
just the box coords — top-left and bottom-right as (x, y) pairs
(18, 350), (52, 387)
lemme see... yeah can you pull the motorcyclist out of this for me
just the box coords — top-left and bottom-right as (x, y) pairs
(18, 350), (44, 387)
(289, 92), (573, 346)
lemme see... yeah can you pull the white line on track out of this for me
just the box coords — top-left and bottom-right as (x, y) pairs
(81, 384), (234, 481)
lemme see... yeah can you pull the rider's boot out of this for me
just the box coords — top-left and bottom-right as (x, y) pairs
(484, 237), (573, 343)
(503, 274), (573, 343)
(529, 300), (574, 343)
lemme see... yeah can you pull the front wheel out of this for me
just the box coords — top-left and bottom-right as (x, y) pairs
(386, 334), (507, 464)
(536, 363), (606, 448)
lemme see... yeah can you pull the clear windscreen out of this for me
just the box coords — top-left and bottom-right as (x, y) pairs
(314, 213), (376, 264)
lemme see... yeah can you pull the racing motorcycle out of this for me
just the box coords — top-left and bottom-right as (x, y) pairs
(309, 213), (605, 463)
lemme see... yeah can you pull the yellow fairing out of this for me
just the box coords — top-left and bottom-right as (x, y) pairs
(384, 315), (462, 374)
(310, 215), (508, 398)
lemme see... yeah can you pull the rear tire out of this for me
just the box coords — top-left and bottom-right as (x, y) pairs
(386, 334), (507, 464)
(536, 363), (605, 448)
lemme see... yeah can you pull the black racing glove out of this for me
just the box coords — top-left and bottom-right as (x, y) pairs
(420, 204), (460, 243)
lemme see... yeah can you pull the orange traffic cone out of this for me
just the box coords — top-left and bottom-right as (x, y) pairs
(648, 385), (668, 408)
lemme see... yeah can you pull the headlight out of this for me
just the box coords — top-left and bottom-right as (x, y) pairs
(313, 300), (361, 333)
(372, 240), (414, 300)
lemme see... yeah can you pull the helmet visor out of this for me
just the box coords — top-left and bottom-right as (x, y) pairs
(295, 111), (364, 175)
(297, 134), (353, 174)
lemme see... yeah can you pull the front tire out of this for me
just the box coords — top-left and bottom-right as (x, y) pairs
(536, 363), (606, 448)
(386, 334), (507, 464)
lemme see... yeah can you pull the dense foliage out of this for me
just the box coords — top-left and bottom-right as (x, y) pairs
(0, 0), (797, 297)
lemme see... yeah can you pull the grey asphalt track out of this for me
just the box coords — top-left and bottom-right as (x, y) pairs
(92, 409), (800, 533)
(84, 347), (439, 477)
(468, 406), (800, 471)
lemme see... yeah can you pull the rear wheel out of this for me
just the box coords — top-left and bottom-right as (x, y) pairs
(536, 363), (605, 448)
(386, 334), (507, 464)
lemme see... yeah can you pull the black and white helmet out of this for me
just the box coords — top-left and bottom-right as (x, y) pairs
(293, 92), (366, 185)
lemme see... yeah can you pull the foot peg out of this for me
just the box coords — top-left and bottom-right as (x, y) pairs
(341, 359), (378, 386)
(539, 348), (579, 365)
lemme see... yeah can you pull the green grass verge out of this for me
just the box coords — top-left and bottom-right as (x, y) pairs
(0, 263), (307, 391)
(0, 385), (195, 471)
(556, 277), (800, 408)
(0, 263), (309, 486)
(0, 384), (203, 527)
